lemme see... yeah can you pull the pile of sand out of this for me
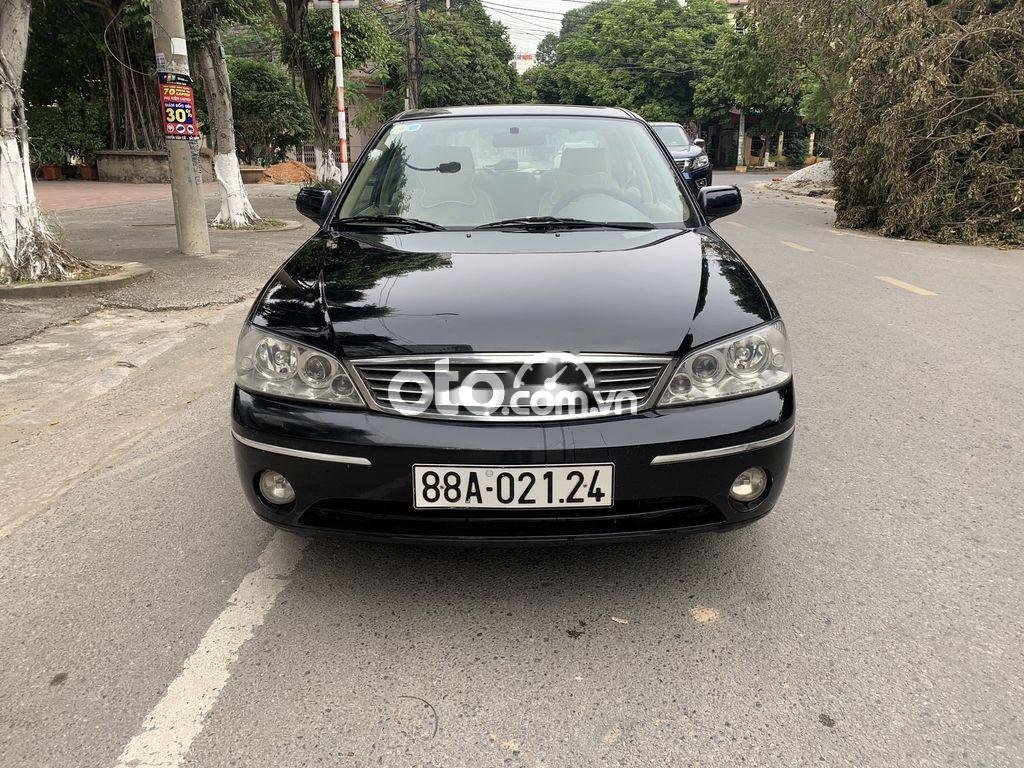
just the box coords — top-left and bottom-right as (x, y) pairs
(768, 160), (834, 197)
(258, 160), (316, 184)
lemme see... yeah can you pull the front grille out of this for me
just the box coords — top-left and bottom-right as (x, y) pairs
(299, 497), (725, 538)
(351, 354), (671, 421)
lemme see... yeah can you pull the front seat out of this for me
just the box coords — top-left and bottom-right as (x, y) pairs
(403, 146), (496, 227)
(537, 146), (612, 215)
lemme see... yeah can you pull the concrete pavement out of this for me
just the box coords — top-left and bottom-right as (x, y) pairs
(1, 175), (1021, 767)
(0, 183), (316, 346)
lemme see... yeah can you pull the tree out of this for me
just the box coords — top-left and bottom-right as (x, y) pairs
(186, 0), (265, 227)
(1, 0), (89, 283)
(535, 33), (558, 66)
(519, 0), (731, 122)
(693, 16), (801, 160)
(269, 0), (398, 181)
(419, 0), (517, 108)
(84, 0), (165, 151)
(745, 0), (886, 124)
(227, 58), (311, 165)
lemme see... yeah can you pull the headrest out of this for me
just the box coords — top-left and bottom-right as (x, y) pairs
(559, 146), (608, 176)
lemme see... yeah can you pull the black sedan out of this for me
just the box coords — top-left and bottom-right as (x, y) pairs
(651, 121), (713, 192)
(232, 104), (794, 544)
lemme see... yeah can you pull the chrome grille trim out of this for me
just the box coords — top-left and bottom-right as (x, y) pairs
(349, 353), (673, 422)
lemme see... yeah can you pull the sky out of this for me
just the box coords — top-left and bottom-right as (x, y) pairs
(478, 0), (591, 54)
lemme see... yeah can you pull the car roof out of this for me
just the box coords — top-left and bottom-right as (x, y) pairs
(649, 122), (684, 127)
(393, 104), (640, 121)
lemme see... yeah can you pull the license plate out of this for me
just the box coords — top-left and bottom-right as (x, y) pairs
(413, 464), (614, 509)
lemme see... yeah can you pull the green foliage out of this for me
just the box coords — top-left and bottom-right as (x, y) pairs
(23, 0), (106, 107)
(284, 5), (396, 75)
(277, 0), (400, 145)
(832, 0), (1024, 246)
(27, 94), (108, 166)
(419, 1), (518, 108)
(535, 33), (558, 66)
(783, 132), (809, 168)
(227, 58), (312, 164)
(694, 17), (801, 133)
(746, 0), (886, 125)
(519, 0), (731, 122)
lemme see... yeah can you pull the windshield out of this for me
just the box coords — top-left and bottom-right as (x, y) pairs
(653, 124), (691, 148)
(337, 115), (694, 229)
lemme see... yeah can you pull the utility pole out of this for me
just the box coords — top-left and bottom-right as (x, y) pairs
(149, 0), (210, 256)
(406, 0), (420, 109)
(735, 109), (746, 173)
(311, 0), (358, 178)
(330, 0), (349, 179)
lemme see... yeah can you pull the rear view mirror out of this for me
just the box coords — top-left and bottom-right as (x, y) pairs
(295, 187), (333, 224)
(694, 138), (706, 148)
(698, 185), (742, 221)
(493, 128), (543, 148)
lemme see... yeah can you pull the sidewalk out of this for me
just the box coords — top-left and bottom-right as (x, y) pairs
(1, 183), (316, 346)
(35, 180), (220, 213)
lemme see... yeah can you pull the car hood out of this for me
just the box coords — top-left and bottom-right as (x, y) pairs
(250, 228), (776, 359)
(668, 146), (704, 161)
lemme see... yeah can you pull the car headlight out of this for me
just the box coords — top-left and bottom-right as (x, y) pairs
(234, 326), (364, 407)
(658, 321), (791, 406)
(691, 154), (710, 170)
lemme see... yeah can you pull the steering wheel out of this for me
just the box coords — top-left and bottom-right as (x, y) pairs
(551, 186), (643, 216)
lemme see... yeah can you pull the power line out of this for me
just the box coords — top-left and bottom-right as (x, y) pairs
(481, 5), (562, 29)
(480, 1), (566, 17)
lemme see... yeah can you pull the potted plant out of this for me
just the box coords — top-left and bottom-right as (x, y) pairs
(39, 148), (64, 180)
(71, 96), (107, 181)
(28, 105), (66, 180)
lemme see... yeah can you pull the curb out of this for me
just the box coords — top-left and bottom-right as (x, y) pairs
(0, 262), (153, 299)
(209, 219), (305, 233)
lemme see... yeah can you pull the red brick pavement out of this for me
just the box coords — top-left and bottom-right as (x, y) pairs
(35, 180), (219, 213)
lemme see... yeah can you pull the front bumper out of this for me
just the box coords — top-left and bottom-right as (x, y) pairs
(232, 383), (794, 544)
(682, 164), (713, 191)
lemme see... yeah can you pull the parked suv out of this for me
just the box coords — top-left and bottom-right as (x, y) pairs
(232, 105), (793, 544)
(651, 121), (713, 192)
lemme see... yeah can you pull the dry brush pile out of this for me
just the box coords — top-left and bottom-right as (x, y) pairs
(832, 0), (1024, 246)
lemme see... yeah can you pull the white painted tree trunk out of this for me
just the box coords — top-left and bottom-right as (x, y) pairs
(196, 32), (260, 228)
(212, 152), (259, 227)
(0, 0), (87, 283)
(314, 146), (342, 183)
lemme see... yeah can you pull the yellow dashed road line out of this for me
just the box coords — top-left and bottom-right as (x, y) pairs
(723, 221), (748, 229)
(781, 240), (814, 252)
(875, 276), (937, 296)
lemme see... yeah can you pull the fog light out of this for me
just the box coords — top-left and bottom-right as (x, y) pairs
(258, 470), (295, 505)
(729, 467), (768, 502)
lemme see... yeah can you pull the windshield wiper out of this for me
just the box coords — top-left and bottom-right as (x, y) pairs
(334, 215), (447, 232)
(475, 216), (655, 231)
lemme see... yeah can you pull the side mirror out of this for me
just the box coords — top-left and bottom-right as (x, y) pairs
(694, 137), (706, 148)
(698, 185), (742, 221)
(296, 187), (333, 224)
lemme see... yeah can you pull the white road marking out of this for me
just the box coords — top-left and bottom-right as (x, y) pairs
(875, 275), (938, 296)
(723, 221), (748, 229)
(113, 532), (308, 768)
(781, 240), (814, 252)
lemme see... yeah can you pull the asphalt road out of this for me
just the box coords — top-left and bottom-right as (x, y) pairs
(2, 174), (1022, 767)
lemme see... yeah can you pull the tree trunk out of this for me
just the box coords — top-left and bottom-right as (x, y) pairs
(314, 146), (342, 183)
(195, 32), (261, 228)
(280, 0), (340, 182)
(0, 0), (88, 284)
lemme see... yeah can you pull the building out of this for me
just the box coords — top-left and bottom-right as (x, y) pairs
(511, 52), (536, 76)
